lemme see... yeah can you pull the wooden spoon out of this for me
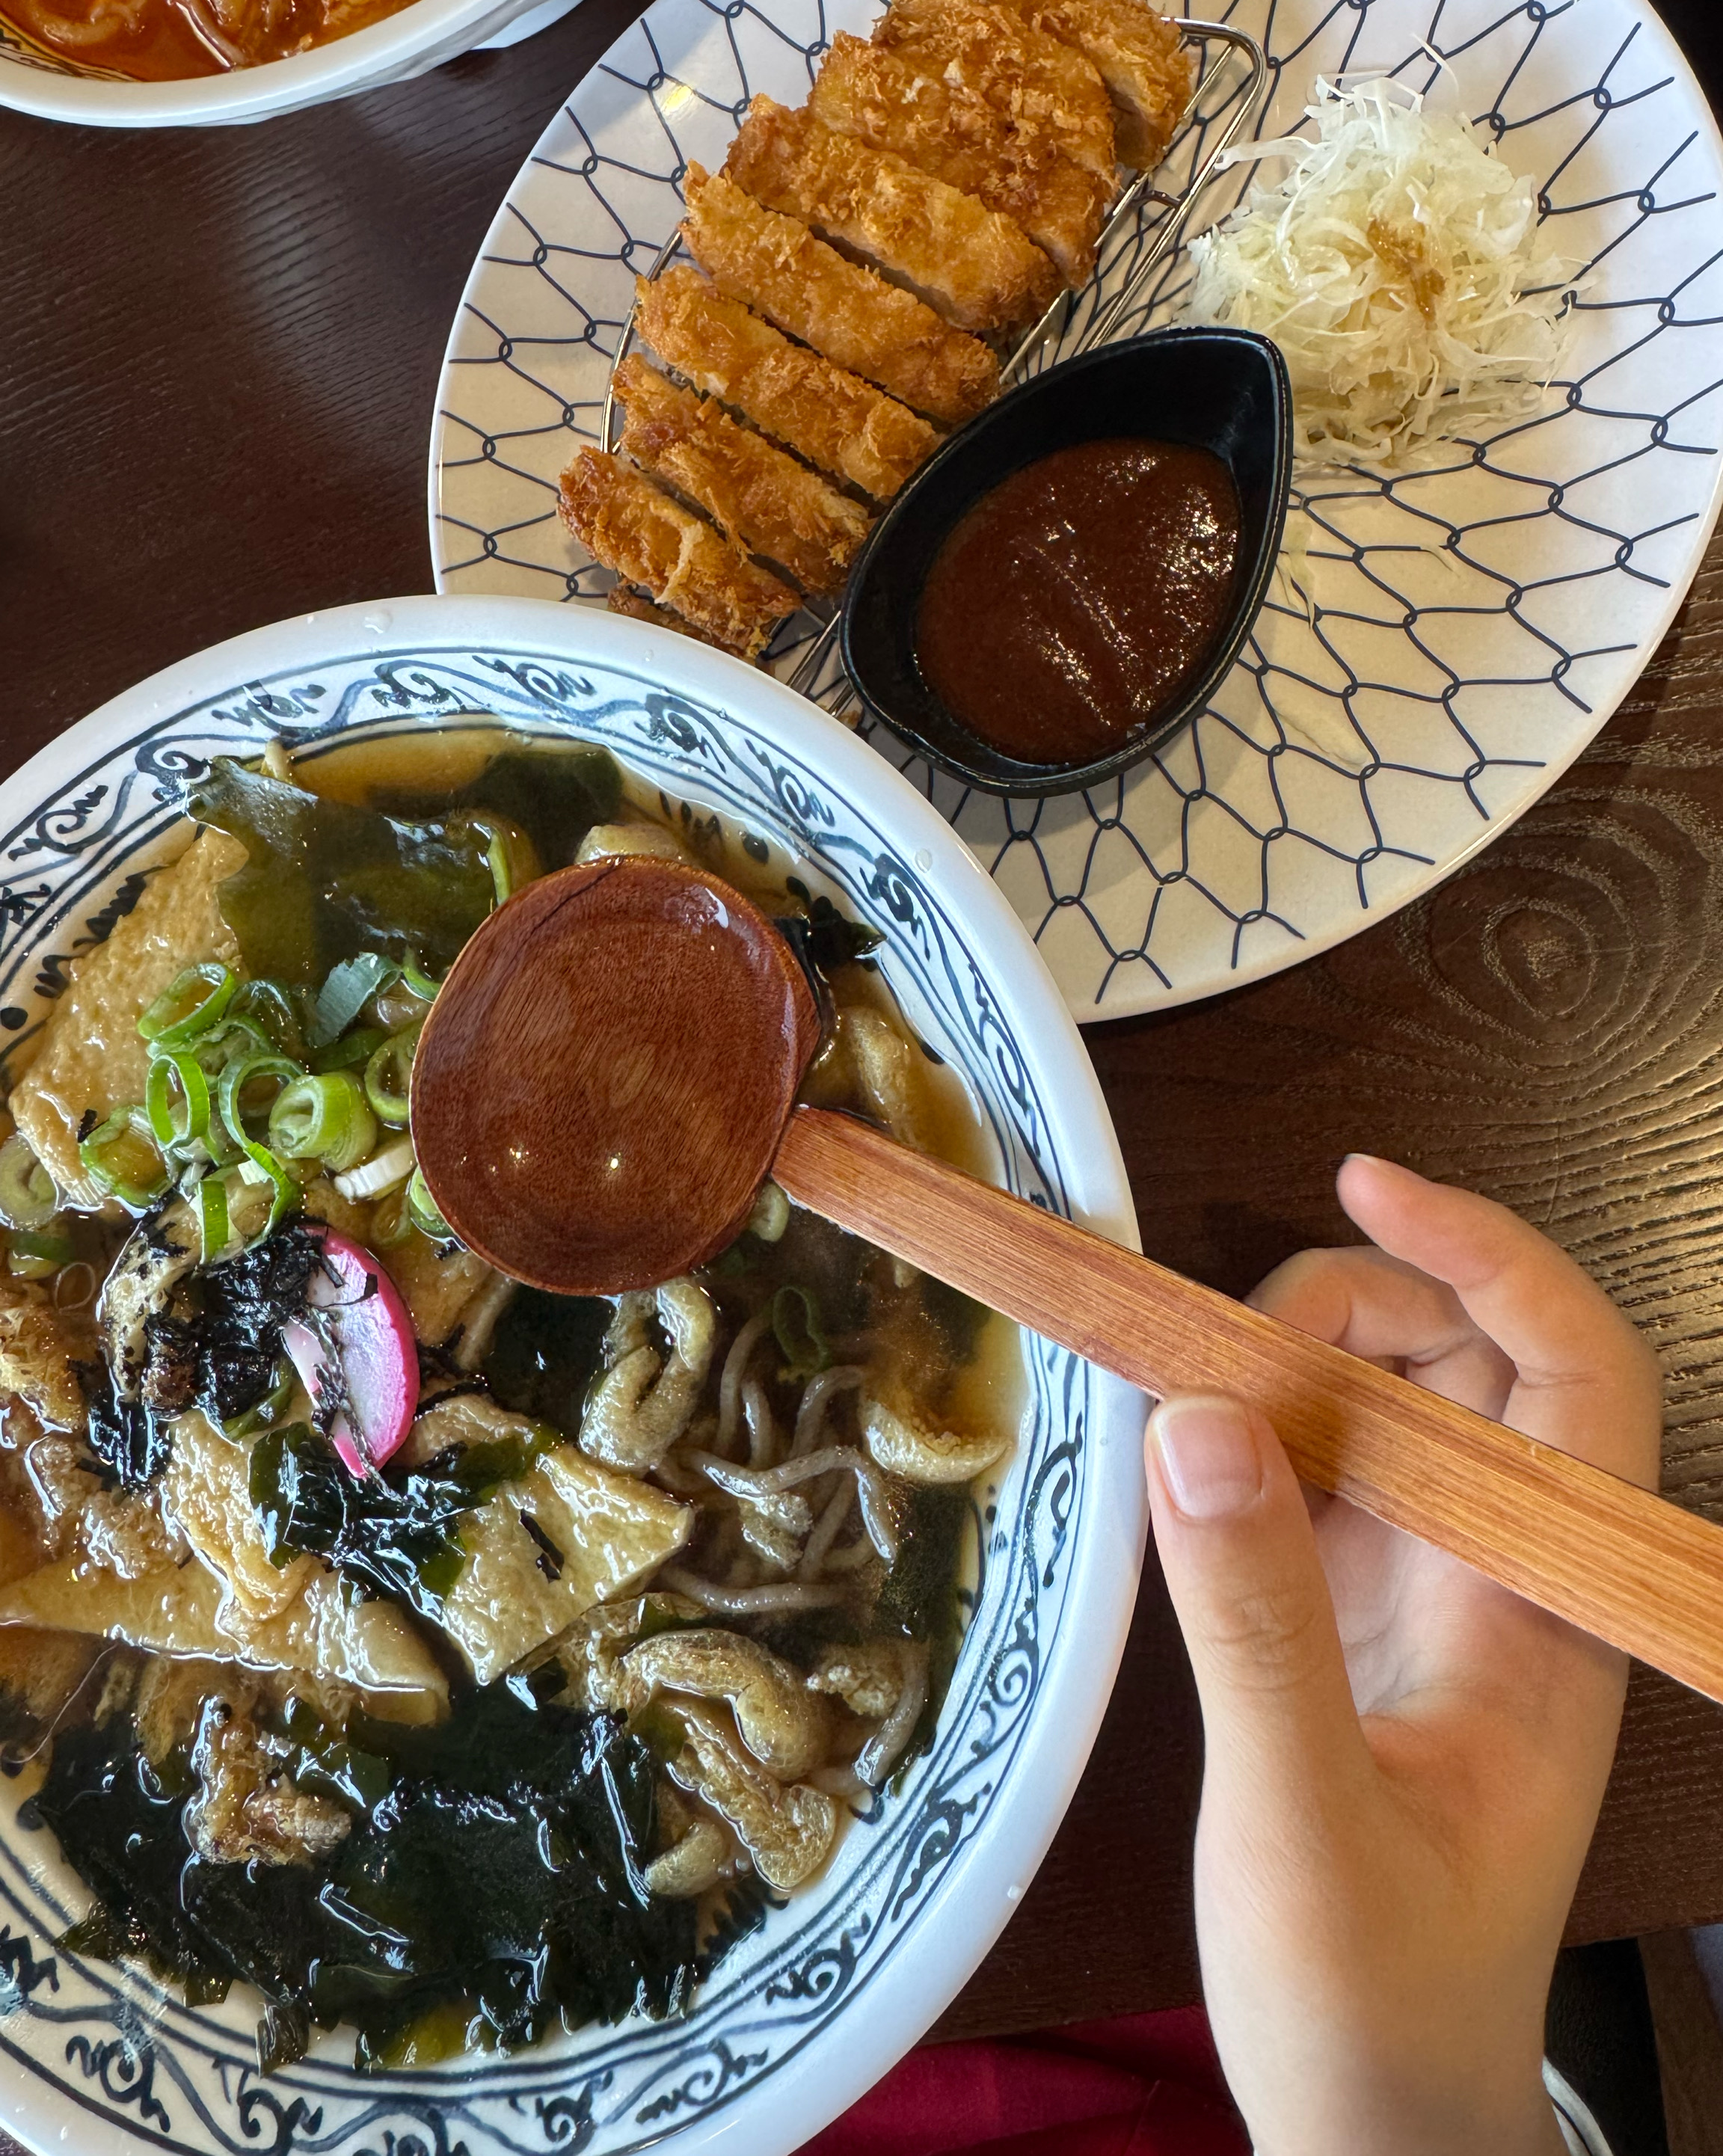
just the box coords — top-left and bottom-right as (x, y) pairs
(412, 856), (1723, 1705)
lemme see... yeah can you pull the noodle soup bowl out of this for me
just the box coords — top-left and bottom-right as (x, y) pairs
(0, 0), (568, 126)
(843, 326), (1294, 797)
(0, 594), (1145, 2156)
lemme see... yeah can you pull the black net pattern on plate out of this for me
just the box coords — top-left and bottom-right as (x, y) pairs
(433, 0), (1723, 1013)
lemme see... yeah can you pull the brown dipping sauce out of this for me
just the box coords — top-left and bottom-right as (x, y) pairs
(913, 436), (1241, 767)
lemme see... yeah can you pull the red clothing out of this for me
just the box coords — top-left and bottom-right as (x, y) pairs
(799, 2008), (1252, 2156)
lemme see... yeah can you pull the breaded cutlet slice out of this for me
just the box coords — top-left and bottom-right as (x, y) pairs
(1013, 0), (1192, 168)
(636, 267), (939, 500)
(873, 0), (1117, 179)
(606, 585), (731, 648)
(722, 96), (1060, 337)
(614, 354), (870, 596)
(681, 165), (998, 425)
(811, 31), (1111, 286)
(559, 446), (796, 660)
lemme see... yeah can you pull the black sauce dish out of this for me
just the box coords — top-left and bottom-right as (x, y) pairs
(840, 326), (1293, 798)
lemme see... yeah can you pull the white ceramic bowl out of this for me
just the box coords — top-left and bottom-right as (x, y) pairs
(0, 594), (1146, 2156)
(0, 0), (571, 125)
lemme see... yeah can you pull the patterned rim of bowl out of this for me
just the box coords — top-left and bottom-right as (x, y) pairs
(0, 0), (557, 124)
(0, 592), (1146, 2156)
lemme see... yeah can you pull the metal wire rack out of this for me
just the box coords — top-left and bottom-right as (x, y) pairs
(599, 13), (1268, 708)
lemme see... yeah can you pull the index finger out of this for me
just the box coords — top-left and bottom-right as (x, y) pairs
(1335, 1155), (1662, 1487)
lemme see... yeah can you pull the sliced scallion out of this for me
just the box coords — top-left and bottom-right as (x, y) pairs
(237, 1137), (295, 1238)
(310, 1025), (387, 1076)
(138, 962), (236, 1051)
(196, 1174), (230, 1263)
(145, 1051), (212, 1153)
(312, 953), (399, 1049)
(217, 1053), (304, 1153)
(407, 1167), (455, 1242)
(267, 1071), (377, 1172)
(401, 953), (442, 1001)
(771, 1283), (832, 1379)
(79, 1106), (169, 1211)
(230, 978), (306, 1060)
(363, 1025), (420, 1127)
(746, 1181), (790, 1243)
(333, 1134), (415, 1202)
(0, 1133), (58, 1232)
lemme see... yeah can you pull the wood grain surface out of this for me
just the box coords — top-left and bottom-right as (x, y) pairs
(0, 0), (1721, 2080)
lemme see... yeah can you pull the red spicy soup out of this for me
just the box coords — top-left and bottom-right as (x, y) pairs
(3, 0), (413, 79)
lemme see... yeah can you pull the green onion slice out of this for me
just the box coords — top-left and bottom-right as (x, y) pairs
(217, 1053), (304, 1152)
(310, 1025), (388, 1076)
(196, 1175), (230, 1263)
(407, 1167), (455, 1243)
(236, 1137), (295, 1238)
(79, 1106), (169, 1211)
(138, 962), (236, 1051)
(267, 1072), (377, 1172)
(363, 1025), (420, 1127)
(400, 953), (442, 1001)
(311, 953), (399, 1050)
(0, 1133), (58, 1233)
(230, 979), (306, 1060)
(145, 1051), (212, 1153)
(771, 1283), (832, 1379)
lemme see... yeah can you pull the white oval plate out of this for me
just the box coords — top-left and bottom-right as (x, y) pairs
(0, 594), (1143, 2156)
(428, 0), (1723, 1022)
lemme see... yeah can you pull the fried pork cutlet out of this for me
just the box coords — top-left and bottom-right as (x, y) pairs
(811, 31), (1111, 286)
(636, 267), (939, 500)
(722, 95), (1060, 337)
(874, 0), (1117, 179)
(606, 585), (730, 648)
(559, 446), (796, 660)
(1014, 0), (1192, 168)
(614, 353), (870, 596)
(681, 165), (998, 425)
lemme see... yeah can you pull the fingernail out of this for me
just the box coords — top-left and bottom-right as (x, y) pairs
(1148, 1395), (1265, 1520)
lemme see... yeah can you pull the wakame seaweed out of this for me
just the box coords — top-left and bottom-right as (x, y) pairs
(369, 743), (622, 874)
(38, 1680), (703, 2071)
(250, 1420), (555, 1613)
(482, 1286), (610, 1437)
(189, 759), (498, 985)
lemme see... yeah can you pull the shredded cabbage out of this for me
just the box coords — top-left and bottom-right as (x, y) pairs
(1184, 78), (1577, 467)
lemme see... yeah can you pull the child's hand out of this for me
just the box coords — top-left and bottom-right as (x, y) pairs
(1144, 1155), (1662, 2156)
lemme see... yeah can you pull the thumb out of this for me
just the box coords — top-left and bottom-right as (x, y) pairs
(1146, 1394), (1369, 1817)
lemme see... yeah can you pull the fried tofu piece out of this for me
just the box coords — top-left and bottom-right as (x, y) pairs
(811, 32), (1111, 286)
(681, 164), (998, 425)
(875, 0), (1117, 179)
(636, 267), (938, 499)
(722, 96), (1060, 337)
(1014, 0), (1192, 169)
(615, 353), (871, 596)
(559, 445), (799, 660)
(10, 826), (248, 1205)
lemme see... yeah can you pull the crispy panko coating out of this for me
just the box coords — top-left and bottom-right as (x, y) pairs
(874, 0), (1117, 179)
(681, 165), (998, 426)
(559, 446), (799, 660)
(811, 32), (1111, 286)
(636, 267), (938, 499)
(722, 96), (1060, 336)
(606, 584), (731, 648)
(615, 354), (871, 595)
(1012, 0), (1193, 169)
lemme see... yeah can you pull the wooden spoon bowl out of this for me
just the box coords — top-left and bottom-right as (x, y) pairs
(411, 857), (819, 1294)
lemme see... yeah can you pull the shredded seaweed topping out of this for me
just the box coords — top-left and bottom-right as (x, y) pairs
(38, 1677), (705, 2071)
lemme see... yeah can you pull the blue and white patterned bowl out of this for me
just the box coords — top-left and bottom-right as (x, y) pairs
(0, 595), (1145, 2156)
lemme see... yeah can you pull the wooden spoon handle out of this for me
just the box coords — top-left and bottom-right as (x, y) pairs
(775, 1106), (1723, 1703)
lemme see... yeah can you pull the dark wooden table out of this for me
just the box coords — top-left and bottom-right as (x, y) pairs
(2, 0), (1723, 2058)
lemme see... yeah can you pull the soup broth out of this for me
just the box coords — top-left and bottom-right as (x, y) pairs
(2, 0), (414, 80)
(0, 725), (1021, 2071)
